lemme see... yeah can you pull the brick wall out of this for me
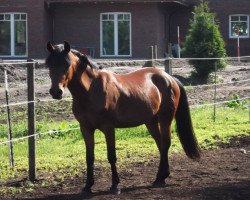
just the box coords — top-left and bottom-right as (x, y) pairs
(0, 0), (249, 58)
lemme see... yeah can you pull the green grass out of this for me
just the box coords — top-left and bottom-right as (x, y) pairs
(0, 106), (249, 193)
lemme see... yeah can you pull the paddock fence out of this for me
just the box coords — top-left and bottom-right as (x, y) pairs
(0, 56), (249, 181)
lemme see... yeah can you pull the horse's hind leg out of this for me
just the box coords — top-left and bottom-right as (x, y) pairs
(146, 118), (161, 151)
(154, 119), (171, 186)
(154, 98), (176, 186)
(146, 117), (169, 186)
(103, 128), (120, 193)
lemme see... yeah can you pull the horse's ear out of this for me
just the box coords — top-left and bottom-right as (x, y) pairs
(47, 41), (54, 53)
(64, 41), (70, 54)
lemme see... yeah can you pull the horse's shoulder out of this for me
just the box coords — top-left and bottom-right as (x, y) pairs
(96, 70), (118, 85)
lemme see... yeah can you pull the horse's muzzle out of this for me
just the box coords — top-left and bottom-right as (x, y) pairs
(49, 88), (63, 100)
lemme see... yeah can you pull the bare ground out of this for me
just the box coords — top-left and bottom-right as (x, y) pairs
(2, 136), (250, 200)
(0, 61), (249, 107)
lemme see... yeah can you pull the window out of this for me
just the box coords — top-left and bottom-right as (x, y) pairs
(229, 15), (249, 38)
(0, 13), (27, 57)
(100, 13), (131, 57)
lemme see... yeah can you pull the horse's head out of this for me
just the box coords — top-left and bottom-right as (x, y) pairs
(46, 41), (98, 99)
(46, 41), (72, 99)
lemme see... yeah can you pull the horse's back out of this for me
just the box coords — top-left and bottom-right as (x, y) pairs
(90, 67), (179, 127)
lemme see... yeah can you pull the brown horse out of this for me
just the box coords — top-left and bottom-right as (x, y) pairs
(46, 41), (200, 193)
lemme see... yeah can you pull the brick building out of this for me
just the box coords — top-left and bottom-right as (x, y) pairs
(0, 0), (249, 59)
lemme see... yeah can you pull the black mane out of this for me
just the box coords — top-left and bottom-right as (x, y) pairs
(46, 44), (100, 69)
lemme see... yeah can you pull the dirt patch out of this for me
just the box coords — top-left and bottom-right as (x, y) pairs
(0, 60), (249, 116)
(0, 65), (26, 83)
(1, 61), (249, 106)
(2, 136), (250, 200)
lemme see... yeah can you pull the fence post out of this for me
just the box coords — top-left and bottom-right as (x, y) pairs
(165, 43), (172, 75)
(237, 30), (240, 62)
(213, 62), (217, 122)
(1, 59), (14, 168)
(154, 45), (158, 61)
(4, 69), (14, 168)
(27, 59), (36, 181)
(150, 45), (154, 66)
(177, 26), (181, 58)
(144, 46), (154, 67)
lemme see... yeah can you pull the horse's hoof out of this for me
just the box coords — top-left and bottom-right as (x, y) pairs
(110, 186), (121, 195)
(81, 187), (93, 196)
(152, 179), (166, 188)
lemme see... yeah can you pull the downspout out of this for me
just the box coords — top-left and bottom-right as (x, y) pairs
(45, 2), (55, 43)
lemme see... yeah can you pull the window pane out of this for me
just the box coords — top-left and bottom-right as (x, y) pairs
(102, 21), (114, 55)
(109, 14), (114, 20)
(102, 14), (108, 20)
(118, 14), (123, 20)
(0, 21), (11, 55)
(231, 22), (248, 36)
(5, 14), (10, 20)
(14, 14), (20, 20)
(0, 15), (4, 20)
(231, 16), (239, 21)
(118, 21), (130, 55)
(124, 14), (130, 20)
(15, 21), (26, 55)
(21, 14), (26, 20)
(240, 16), (247, 21)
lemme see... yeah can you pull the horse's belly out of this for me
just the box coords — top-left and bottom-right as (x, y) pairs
(114, 106), (154, 128)
(114, 118), (149, 128)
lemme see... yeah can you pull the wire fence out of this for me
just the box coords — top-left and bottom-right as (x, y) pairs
(0, 56), (249, 180)
(0, 56), (249, 136)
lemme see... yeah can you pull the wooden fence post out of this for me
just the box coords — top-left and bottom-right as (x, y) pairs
(154, 45), (158, 60)
(150, 45), (154, 66)
(165, 43), (172, 75)
(143, 46), (154, 67)
(27, 59), (36, 181)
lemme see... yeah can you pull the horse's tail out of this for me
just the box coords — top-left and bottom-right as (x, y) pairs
(175, 80), (201, 160)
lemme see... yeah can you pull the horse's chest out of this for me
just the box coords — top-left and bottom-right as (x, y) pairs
(72, 104), (112, 128)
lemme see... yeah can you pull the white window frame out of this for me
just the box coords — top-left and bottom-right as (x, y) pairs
(229, 14), (249, 39)
(100, 12), (132, 57)
(0, 12), (28, 57)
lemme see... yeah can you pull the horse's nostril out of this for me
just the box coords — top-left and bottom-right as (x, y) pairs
(49, 88), (63, 99)
(49, 89), (54, 96)
(58, 89), (63, 96)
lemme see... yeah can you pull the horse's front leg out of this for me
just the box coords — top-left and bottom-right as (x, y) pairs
(103, 128), (120, 193)
(81, 126), (95, 193)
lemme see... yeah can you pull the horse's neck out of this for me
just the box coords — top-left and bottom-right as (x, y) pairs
(67, 66), (96, 105)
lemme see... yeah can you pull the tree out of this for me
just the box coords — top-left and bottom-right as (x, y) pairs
(182, 1), (226, 82)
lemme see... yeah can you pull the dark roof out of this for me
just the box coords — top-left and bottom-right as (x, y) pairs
(45, 0), (197, 7)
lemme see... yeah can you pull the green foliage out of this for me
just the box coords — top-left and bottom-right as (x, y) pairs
(182, 1), (227, 81)
(227, 94), (248, 109)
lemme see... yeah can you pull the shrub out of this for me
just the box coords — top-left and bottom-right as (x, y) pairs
(182, 1), (227, 82)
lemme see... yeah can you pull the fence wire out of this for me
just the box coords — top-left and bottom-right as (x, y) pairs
(0, 56), (249, 146)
